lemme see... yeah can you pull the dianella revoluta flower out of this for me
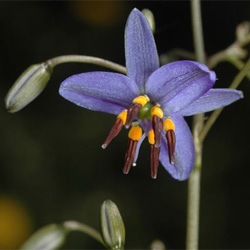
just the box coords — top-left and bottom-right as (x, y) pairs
(59, 8), (243, 180)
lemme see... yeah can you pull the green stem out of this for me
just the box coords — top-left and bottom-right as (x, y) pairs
(63, 220), (106, 247)
(206, 50), (228, 69)
(191, 0), (206, 64)
(47, 55), (126, 74)
(186, 0), (205, 249)
(227, 58), (250, 80)
(199, 57), (250, 142)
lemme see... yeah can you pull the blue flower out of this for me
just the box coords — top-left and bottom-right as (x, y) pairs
(59, 9), (243, 180)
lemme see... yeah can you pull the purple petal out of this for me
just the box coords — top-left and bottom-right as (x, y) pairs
(145, 60), (216, 114)
(125, 8), (159, 93)
(59, 72), (140, 115)
(178, 89), (243, 116)
(159, 115), (194, 180)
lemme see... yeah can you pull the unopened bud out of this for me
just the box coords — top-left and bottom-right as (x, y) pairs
(20, 224), (67, 250)
(100, 200), (125, 250)
(236, 22), (250, 44)
(142, 9), (155, 33)
(5, 62), (52, 113)
(149, 239), (166, 250)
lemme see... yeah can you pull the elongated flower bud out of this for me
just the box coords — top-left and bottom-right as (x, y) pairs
(100, 200), (125, 250)
(20, 224), (67, 250)
(236, 22), (250, 43)
(142, 9), (155, 33)
(5, 62), (52, 113)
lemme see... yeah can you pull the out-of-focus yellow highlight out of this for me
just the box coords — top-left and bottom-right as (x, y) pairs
(0, 195), (33, 249)
(70, 1), (126, 26)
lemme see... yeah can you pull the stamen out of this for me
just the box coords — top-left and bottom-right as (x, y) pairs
(150, 145), (160, 179)
(132, 95), (149, 106)
(166, 130), (176, 164)
(148, 129), (160, 179)
(151, 106), (163, 118)
(128, 125), (143, 141)
(117, 110), (128, 125)
(125, 103), (142, 129)
(123, 126), (142, 174)
(148, 129), (155, 145)
(163, 118), (176, 164)
(125, 96), (149, 129)
(151, 106), (163, 148)
(163, 118), (175, 131)
(101, 110), (127, 149)
(123, 139), (138, 174)
(152, 115), (163, 148)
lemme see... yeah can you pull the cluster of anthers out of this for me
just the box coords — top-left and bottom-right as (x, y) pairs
(101, 95), (175, 179)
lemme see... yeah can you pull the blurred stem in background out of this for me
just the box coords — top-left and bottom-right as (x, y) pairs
(186, 0), (205, 249)
(186, 1), (250, 249)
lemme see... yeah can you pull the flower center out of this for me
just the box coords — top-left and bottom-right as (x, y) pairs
(101, 95), (176, 178)
(138, 102), (154, 120)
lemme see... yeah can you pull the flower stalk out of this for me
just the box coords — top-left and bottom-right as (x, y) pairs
(63, 221), (105, 247)
(199, 57), (250, 142)
(186, 0), (205, 249)
(47, 55), (126, 74)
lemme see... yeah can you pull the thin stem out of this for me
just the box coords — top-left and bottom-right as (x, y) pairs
(63, 220), (106, 247)
(228, 57), (250, 89)
(160, 48), (195, 65)
(186, 0), (205, 249)
(191, 0), (206, 64)
(206, 50), (228, 69)
(227, 58), (250, 80)
(47, 55), (126, 74)
(186, 167), (201, 250)
(199, 57), (250, 142)
(206, 42), (247, 70)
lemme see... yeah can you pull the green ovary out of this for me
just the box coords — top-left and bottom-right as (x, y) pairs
(138, 102), (154, 120)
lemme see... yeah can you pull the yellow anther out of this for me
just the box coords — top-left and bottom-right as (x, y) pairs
(132, 96), (149, 107)
(163, 118), (175, 132)
(128, 125), (142, 141)
(151, 106), (163, 118)
(117, 110), (128, 125)
(148, 129), (155, 145)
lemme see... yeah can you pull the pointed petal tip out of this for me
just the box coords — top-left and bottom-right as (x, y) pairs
(125, 6), (159, 92)
(192, 61), (217, 83)
(101, 144), (107, 149)
(184, 61), (217, 83)
(130, 8), (143, 17)
(209, 70), (216, 82)
(131, 7), (139, 13)
(238, 90), (244, 98)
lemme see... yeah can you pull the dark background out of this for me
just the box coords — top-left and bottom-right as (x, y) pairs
(0, 1), (249, 249)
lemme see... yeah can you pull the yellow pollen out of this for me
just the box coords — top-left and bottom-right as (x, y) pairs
(151, 106), (163, 118)
(148, 129), (155, 145)
(117, 110), (127, 125)
(163, 118), (175, 132)
(132, 96), (148, 107)
(128, 125), (142, 141)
